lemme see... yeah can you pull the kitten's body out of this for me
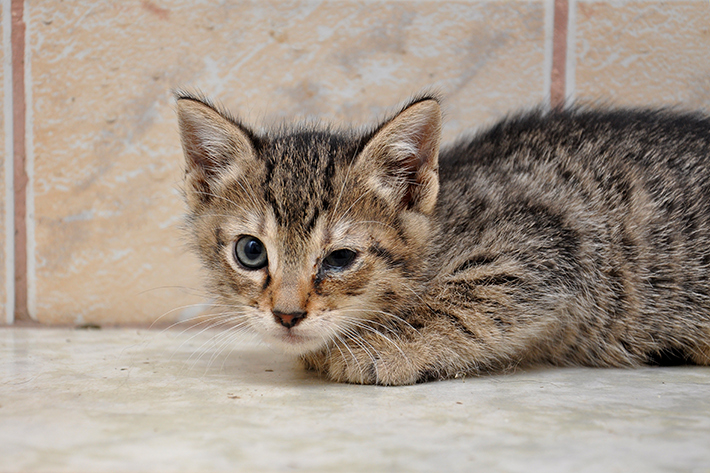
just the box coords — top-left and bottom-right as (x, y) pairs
(177, 93), (710, 385)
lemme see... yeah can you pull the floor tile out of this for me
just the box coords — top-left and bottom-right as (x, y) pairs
(1, 327), (709, 472)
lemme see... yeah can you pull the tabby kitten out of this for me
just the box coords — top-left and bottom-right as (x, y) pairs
(177, 92), (710, 385)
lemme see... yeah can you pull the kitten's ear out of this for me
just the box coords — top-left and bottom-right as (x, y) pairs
(356, 98), (441, 215)
(176, 96), (258, 202)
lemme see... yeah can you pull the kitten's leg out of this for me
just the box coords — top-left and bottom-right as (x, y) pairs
(301, 299), (538, 386)
(301, 320), (429, 385)
(688, 331), (710, 365)
(691, 349), (710, 365)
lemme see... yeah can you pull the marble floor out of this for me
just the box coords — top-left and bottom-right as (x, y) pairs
(1, 327), (709, 473)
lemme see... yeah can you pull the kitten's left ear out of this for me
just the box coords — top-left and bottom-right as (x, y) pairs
(356, 98), (442, 215)
(176, 94), (261, 207)
(176, 95), (257, 176)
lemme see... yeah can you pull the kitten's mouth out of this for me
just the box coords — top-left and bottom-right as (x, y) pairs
(266, 328), (324, 354)
(280, 331), (311, 344)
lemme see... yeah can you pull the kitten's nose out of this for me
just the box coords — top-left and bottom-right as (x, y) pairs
(273, 310), (307, 329)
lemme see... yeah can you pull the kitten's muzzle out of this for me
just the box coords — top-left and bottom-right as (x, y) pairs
(273, 310), (307, 329)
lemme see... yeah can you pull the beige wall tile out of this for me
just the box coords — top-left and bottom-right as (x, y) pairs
(574, 1), (710, 108)
(28, 0), (548, 325)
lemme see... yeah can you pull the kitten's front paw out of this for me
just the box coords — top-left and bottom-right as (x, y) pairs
(304, 340), (422, 386)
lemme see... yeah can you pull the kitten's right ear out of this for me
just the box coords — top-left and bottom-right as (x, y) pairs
(176, 95), (258, 202)
(355, 97), (442, 215)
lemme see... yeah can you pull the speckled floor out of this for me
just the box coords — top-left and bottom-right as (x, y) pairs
(1, 327), (709, 473)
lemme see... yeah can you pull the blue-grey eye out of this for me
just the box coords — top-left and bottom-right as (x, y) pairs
(323, 249), (357, 270)
(234, 236), (268, 269)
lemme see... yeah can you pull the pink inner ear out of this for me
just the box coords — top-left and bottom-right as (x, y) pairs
(177, 97), (258, 178)
(392, 113), (441, 210)
(178, 107), (222, 175)
(181, 123), (219, 175)
(398, 153), (423, 210)
(356, 98), (442, 213)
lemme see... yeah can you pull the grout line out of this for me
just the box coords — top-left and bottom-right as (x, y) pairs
(550, 0), (569, 108)
(24, 0), (34, 321)
(10, 0), (28, 322)
(542, 0), (555, 110)
(565, 0), (577, 104)
(3, 0), (13, 324)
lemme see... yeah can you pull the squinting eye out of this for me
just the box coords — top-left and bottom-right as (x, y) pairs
(234, 236), (268, 269)
(323, 249), (357, 270)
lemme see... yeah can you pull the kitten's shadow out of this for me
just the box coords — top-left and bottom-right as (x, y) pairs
(177, 342), (329, 388)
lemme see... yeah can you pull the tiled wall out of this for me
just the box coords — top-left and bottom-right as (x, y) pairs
(574, 1), (710, 107)
(2, 0), (709, 326)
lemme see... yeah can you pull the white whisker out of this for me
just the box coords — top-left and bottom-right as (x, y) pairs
(330, 141), (362, 222)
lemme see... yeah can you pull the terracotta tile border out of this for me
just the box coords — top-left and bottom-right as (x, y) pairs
(11, 0), (28, 322)
(550, 0), (569, 107)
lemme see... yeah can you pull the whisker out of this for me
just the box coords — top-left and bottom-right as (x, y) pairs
(186, 317), (246, 369)
(219, 330), (263, 371)
(332, 188), (375, 229)
(138, 285), (212, 298)
(230, 174), (262, 210)
(339, 325), (379, 382)
(335, 314), (411, 362)
(320, 326), (351, 374)
(332, 330), (362, 380)
(347, 220), (398, 231)
(330, 141), (362, 222)
(174, 312), (248, 362)
(149, 302), (230, 331)
(337, 308), (421, 335)
(192, 189), (250, 214)
(348, 321), (410, 361)
(204, 321), (254, 372)
(186, 212), (252, 220)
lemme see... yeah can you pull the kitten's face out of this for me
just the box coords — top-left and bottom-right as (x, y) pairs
(177, 95), (441, 355)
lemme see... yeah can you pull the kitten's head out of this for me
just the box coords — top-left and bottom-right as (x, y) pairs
(177, 93), (441, 355)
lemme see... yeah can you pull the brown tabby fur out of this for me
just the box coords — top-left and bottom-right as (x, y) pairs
(177, 91), (710, 385)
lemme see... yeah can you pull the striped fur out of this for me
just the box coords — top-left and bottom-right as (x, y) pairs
(178, 92), (710, 385)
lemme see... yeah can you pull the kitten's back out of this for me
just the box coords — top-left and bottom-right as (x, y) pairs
(429, 107), (710, 369)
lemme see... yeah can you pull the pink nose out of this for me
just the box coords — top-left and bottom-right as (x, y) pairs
(273, 310), (307, 329)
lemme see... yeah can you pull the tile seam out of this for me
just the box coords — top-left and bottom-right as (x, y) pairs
(24, 0), (33, 321)
(565, 0), (577, 103)
(550, 0), (568, 108)
(10, 0), (27, 322)
(543, 0), (555, 109)
(3, 0), (13, 324)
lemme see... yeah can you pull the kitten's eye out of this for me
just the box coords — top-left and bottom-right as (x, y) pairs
(234, 236), (268, 269)
(323, 249), (357, 270)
